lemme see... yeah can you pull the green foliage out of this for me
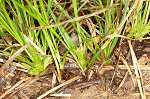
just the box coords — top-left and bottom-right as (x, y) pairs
(75, 48), (87, 71)
(0, 0), (55, 76)
(28, 57), (52, 75)
(127, 22), (150, 40)
(0, 0), (149, 78)
(127, 0), (150, 40)
(28, 60), (45, 75)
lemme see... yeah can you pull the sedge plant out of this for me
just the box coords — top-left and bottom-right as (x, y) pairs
(1, 0), (148, 80)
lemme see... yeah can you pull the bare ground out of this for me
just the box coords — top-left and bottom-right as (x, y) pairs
(0, 39), (150, 99)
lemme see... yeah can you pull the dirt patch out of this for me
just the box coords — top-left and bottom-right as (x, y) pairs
(0, 39), (150, 99)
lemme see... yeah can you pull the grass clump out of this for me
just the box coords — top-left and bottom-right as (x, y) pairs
(0, 0), (149, 81)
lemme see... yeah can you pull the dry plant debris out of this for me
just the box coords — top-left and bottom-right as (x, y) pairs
(0, 0), (150, 99)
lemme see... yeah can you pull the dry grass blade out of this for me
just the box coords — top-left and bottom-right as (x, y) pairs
(7, 65), (55, 97)
(0, 77), (32, 99)
(24, 35), (46, 56)
(114, 51), (134, 80)
(96, 65), (150, 72)
(25, 5), (117, 30)
(131, 92), (150, 96)
(115, 72), (128, 92)
(101, 0), (142, 50)
(21, 65), (55, 88)
(106, 34), (150, 40)
(17, 91), (30, 99)
(0, 56), (28, 72)
(4, 44), (21, 51)
(128, 40), (146, 99)
(37, 76), (81, 99)
(50, 94), (71, 97)
(85, 18), (101, 43)
(0, 44), (31, 76)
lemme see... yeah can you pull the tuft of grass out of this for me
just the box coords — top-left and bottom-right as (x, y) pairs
(0, 0), (149, 82)
(127, 0), (150, 40)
